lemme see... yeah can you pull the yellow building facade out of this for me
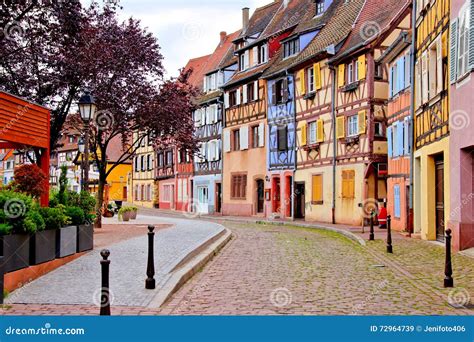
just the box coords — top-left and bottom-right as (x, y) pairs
(130, 133), (156, 208)
(413, 0), (451, 241)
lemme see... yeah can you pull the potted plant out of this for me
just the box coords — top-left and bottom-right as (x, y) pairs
(43, 205), (76, 258)
(130, 206), (138, 220)
(66, 191), (96, 253)
(118, 206), (132, 222)
(0, 191), (39, 273)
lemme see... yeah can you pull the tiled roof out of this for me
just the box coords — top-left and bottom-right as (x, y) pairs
(264, 0), (365, 77)
(333, 0), (411, 60)
(237, 1), (281, 40)
(205, 30), (241, 75)
(261, 0), (314, 39)
(184, 54), (211, 90)
(224, 62), (271, 88)
(197, 90), (222, 105)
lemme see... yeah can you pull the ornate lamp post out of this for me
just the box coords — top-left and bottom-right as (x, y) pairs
(78, 91), (97, 193)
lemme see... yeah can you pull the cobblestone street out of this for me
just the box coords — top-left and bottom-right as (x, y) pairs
(159, 221), (474, 315)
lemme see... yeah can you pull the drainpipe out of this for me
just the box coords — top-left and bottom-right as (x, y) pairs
(408, 1), (416, 235)
(330, 65), (337, 224)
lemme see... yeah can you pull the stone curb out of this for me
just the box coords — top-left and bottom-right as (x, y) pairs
(147, 228), (232, 309)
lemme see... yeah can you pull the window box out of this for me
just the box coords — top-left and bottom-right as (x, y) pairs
(344, 136), (359, 145)
(303, 143), (320, 152)
(303, 91), (316, 100)
(342, 81), (359, 92)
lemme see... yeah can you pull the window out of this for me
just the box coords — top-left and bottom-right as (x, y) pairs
(273, 79), (289, 104)
(147, 154), (152, 170)
(312, 174), (323, 204)
(306, 66), (315, 93)
(277, 126), (288, 151)
(134, 185), (139, 201)
(308, 121), (317, 144)
(428, 36), (443, 99)
(394, 185), (401, 218)
(457, 5), (470, 78)
(387, 119), (411, 158)
(147, 184), (152, 201)
(247, 82), (255, 102)
(232, 129), (240, 151)
(374, 122), (384, 137)
(251, 125), (259, 148)
(283, 39), (299, 58)
(231, 174), (247, 199)
(389, 54), (410, 97)
(315, 0), (325, 15)
(240, 54), (245, 71)
(140, 155), (145, 171)
(259, 44), (268, 64)
(229, 90), (237, 107)
(157, 153), (164, 167)
(68, 135), (75, 143)
(162, 185), (172, 202)
(166, 151), (173, 166)
(341, 170), (355, 199)
(347, 115), (359, 137)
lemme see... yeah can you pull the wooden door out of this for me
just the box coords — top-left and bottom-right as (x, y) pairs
(295, 183), (305, 219)
(435, 155), (445, 242)
(256, 180), (264, 213)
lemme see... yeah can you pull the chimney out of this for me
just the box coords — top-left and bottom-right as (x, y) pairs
(220, 31), (227, 45)
(242, 7), (250, 32)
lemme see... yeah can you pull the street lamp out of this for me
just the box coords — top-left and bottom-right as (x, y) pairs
(78, 91), (97, 192)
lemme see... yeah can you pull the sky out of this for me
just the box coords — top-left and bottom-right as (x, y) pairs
(83, 0), (270, 77)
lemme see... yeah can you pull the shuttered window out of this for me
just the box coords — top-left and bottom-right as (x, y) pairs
(341, 170), (355, 199)
(338, 64), (345, 87)
(231, 174), (247, 200)
(394, 185), (401, 218)
(312, 174), (323, 204)
(317, 119), (324, 143)
(358, 110), (366, 134)
(299, 69), (306, 95)
(301, 122), (307, 146)
(347, 115), (359, 137)
(314, 63), (322, 90)
(358, 55), (366, 80)
(450, 18), (459, 83)
(308, 121), (317, 144)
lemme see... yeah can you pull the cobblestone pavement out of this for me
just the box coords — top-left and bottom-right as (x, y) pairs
(3, 216), (224, 308)
(158, 222), (474, 315)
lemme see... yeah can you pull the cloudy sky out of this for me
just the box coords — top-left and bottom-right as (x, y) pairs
(83, 0), (270, 77)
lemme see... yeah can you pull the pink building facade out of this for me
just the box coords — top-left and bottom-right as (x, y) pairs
(448, 0), (474, 251)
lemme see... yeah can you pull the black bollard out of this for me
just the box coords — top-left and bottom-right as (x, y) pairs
(100, 249), (111, 316)
(444, 229), (454, 288)
(369, 209), (375, 241)
(145, 225), (156, 290)
(386, 215), (393, 254)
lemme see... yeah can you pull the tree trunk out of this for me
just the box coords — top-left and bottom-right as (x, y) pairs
(95, 174), (107, 229)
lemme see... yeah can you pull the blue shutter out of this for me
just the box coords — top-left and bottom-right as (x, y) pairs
(394, 185), (401, 218)
(387, 126), (393, 158)
(399, 57), (405, 91)
(397, 121), (404, 157)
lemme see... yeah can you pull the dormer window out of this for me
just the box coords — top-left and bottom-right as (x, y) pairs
(315, 0), (325, 15)
(283, 38), (299, 58)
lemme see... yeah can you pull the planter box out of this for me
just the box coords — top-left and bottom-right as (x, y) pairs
(130, 211), (137, 220)
(0, 234), (30, 273)
(30, 230), (57, 265)
(77, 224), (94, 253)
(121, 211), (131, 222)
(56, 226), (77, 258)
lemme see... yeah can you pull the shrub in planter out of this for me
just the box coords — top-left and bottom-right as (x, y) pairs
(0, 191), (41, 273)
(64, 206), (94, 253)
(29, 208), (56, 265)
(39, 206), (76, 258)
(118, 207), (132, 222)
(65, 206), (85, 226)
(130, 206), (138, 220)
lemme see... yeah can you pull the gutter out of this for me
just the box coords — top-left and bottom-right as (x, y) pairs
(408, 1), (416, 235)
(329, 65), (337, 224)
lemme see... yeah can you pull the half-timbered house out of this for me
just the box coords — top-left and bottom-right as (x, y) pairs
(192, 30), (240, 215)
(413, 0), (451, 242)
(156, 54), (210, 210)
(221, 2), (281, 216)
(448, 0), (474, 251)
(324, 0), (411, 225)
(260, 0), (320, 220)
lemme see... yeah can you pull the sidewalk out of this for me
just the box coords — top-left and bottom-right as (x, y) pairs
(3, 215), (226, 310)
